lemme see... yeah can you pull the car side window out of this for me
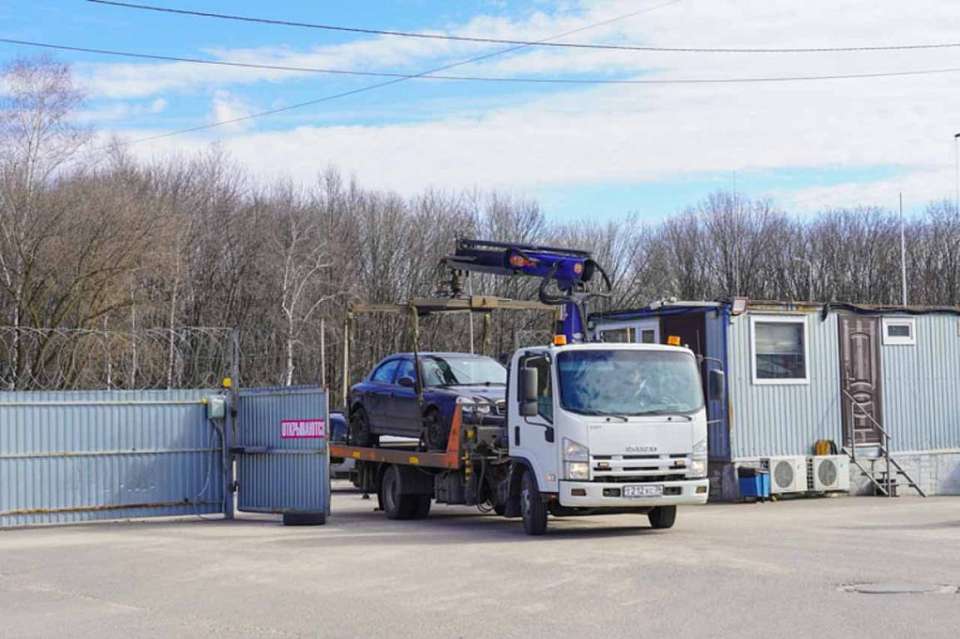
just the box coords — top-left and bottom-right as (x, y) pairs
(521, 354), (553, 422)
(371, 360), (400, 384)
(395, 359), (416, 384)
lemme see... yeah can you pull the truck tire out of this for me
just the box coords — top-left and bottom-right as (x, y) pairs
(350, 407), (378, 447)
(381, 465), (418, 520)
(520, 470), (548, 535)
(648, 505), (677, 529)
(411, 495), (432, 519)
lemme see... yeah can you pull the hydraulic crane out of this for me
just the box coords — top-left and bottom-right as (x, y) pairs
(440, 238), (612, 344)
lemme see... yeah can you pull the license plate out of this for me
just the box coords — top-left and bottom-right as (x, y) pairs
(623, 484), (663, 498)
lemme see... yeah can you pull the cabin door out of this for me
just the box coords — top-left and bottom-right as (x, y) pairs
(838, 316), (883, 445)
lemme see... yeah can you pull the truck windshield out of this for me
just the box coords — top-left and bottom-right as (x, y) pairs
(421, 356), (506, 387)
(557, 350), (704, 416)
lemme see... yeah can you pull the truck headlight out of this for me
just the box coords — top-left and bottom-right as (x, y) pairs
(564, 462), (590, 480)
(689, 459), (707, 479)
(563, 438), (589, 462)
(692, 438), (707, 456)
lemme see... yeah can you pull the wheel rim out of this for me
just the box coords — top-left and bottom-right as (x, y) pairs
(521, 483), (531, 518)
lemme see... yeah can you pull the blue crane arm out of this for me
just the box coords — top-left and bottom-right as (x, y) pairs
(444, 239), (606, 291)
(442, 238), (611, 343)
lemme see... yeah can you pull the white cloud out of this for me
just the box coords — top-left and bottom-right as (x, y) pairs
(92, 0), (960, 212)
(210, 90), (252, 131)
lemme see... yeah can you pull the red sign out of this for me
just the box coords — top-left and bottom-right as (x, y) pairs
(281, 419), (326, 439)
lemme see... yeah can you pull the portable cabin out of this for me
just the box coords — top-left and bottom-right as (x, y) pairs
(591, 300), (960, 499)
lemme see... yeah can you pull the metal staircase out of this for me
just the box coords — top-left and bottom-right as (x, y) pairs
(841, 389), (926, 497)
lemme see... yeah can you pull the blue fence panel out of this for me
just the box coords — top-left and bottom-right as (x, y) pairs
(236, 386), (329, 516)
(0, 389), (224, 527)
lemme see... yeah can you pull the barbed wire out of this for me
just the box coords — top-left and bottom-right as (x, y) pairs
(0, 327), (233, 391)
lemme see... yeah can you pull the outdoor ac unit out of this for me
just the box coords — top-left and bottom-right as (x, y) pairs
(764, 456), (808, 494)
(810, 455), (850, 492)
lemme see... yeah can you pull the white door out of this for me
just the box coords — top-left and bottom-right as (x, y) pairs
(511, 350), (560, 493)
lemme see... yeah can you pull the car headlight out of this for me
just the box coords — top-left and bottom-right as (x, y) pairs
(563, 438), (589, 462)
(471, 397), (492, 415)
(564, 462), (590, 480)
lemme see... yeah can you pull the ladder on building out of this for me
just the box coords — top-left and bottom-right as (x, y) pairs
(841, 389), (926, 497)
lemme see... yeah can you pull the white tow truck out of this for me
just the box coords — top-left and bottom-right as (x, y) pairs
(332, 309), (719, 535)
(331, 239), (719, 534)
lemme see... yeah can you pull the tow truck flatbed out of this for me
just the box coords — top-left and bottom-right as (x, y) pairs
(329, 405), (466, 471)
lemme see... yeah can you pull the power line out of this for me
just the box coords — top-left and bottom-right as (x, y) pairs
(5, 37), (960, 87)
(88, 1), (681, 146)
(88, 0), (960, 55)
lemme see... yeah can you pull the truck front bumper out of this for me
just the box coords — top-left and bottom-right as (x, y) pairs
(558, 479), (709, 508)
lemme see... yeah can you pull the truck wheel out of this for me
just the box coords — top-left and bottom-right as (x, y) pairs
(411, 495), (432, 519)
(423, 408), (448, 451)
(648, 506), (677, 529)
(520, 470), (548, 535)
(381, 465), (417, 520)
(350, 407), (378, 447)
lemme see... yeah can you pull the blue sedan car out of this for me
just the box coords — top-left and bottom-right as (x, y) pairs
(348, 352), (506, 450)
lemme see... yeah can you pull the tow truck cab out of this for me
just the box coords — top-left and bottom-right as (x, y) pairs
(508, 342), (711, 510)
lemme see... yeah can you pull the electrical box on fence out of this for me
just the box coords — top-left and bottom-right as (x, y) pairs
(206, 395), (227, 420)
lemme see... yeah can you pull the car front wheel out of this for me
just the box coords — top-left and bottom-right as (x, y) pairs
(350, 407), (378, 447)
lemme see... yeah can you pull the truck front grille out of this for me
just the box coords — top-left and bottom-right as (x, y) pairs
(590, 453), (690, 483)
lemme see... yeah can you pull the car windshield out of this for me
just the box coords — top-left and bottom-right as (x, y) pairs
(557, 349), (704, 416)
(421, 355), (506, 387)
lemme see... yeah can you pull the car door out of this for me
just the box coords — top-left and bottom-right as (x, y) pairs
(366, 359), (401, 432)
(391, 358), (422, 436)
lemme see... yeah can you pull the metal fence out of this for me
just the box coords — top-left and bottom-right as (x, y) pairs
(0, 385), (330, 528)
(235, 386), (330, 519)
(0, 389), (225, 527)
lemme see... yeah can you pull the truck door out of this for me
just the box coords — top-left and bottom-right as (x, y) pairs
(512, 352), (560, 494)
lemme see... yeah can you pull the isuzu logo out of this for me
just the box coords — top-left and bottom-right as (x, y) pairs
(625, 445), (658, 453)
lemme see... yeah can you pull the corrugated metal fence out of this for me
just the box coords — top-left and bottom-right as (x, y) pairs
(0, 389), (225, 527)
(235, 386), (329, 518)
(1, 386), (329, 528)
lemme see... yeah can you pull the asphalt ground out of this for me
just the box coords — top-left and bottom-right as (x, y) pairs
(1, 484), (958, 638)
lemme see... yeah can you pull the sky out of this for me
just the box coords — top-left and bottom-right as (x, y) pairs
(1, 0), (959, 222)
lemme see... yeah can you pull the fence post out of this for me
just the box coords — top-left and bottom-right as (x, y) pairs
(222, 328), (241, 520)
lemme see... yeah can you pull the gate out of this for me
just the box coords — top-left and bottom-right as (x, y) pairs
(234, 386), (330, 524)
(1, 386), (330, 528)
(0, 390), (226, 527)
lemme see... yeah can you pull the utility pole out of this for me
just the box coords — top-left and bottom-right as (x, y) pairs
(900, 192), (908, 306)
(954, 133), (960, 214)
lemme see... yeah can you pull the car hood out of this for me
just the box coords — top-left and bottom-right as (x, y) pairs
(433, 385), (505, 402)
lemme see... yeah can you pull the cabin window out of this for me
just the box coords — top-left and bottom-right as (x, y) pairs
(750, 315), (809, 384)
(601, 327), (635, 343)
(882, 318), (915, 346)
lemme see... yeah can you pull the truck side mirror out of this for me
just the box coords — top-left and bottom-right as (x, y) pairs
(520, 366), (539, 416)
(397, 376), (415, 388)
(708, 369), (725, 400)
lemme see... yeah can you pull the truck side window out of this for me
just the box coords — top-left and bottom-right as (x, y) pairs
(522, 355), (553, 422)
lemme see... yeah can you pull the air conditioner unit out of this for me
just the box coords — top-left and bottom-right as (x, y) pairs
(764, 456), (808, 494)
(810, 455), (850, 492)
